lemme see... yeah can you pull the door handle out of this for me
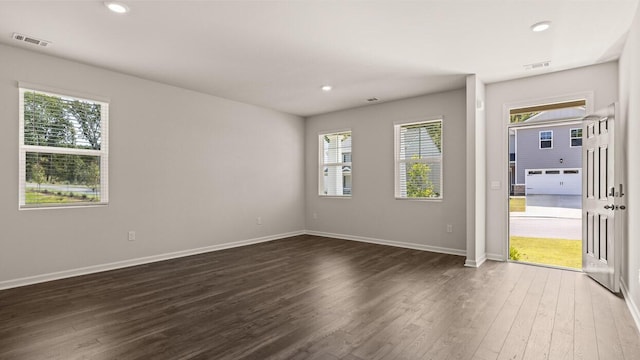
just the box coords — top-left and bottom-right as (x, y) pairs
(604, 204), (615, 209)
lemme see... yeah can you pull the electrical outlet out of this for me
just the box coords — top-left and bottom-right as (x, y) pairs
(446, 224), (453, 233)
(128, 231), (136, 241)
(257, 216), (262, 225)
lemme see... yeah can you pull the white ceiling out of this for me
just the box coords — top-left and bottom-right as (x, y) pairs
(0, 0), (637, 117)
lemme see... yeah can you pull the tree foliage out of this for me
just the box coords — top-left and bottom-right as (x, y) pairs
(510, 112), (539, 123)
(406, 158), (437, 198)
(31, 163), (46, 190)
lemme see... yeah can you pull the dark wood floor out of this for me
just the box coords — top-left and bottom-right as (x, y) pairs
(1, 235), (639, 360)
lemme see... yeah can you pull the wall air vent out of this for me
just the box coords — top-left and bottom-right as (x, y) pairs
(524, 61), (550, 71)
(12, 33), (51, 47)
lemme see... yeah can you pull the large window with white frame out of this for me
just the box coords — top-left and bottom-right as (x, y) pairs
(19, 86), (109, 209)
(319, 130), (351, 196)
(394, 119), (442, 199)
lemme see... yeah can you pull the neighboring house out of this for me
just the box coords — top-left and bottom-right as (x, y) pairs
(510, 107), (586, 195)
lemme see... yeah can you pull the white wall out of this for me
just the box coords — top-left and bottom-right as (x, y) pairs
(305, 89), (467, 255)
(485, 62), (619, 259)
(0, 44), (305, 286)
(619, 1), (640, 325)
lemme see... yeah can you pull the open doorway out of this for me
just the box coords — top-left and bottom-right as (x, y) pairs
(508, 100), (585, 269)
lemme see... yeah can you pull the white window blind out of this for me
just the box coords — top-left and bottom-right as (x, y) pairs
(394, 119), (442, 199)
(19, 87), (109, 209)
(319, 131), (352, 196)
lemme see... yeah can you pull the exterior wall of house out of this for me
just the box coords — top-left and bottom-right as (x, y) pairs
(514, 124), (582, 184)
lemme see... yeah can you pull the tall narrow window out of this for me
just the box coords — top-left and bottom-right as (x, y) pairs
(570, 128), (583, 147)
(539, 130), (553, 149)
(319, 131), (351, 196)
(19, 87), (109, 208)
(394, 119), (442, 199)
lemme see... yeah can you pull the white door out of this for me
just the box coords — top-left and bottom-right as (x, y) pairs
(582, 104), (623, 293)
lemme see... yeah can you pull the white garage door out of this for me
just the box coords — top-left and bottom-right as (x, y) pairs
(525, 168), (582, 195)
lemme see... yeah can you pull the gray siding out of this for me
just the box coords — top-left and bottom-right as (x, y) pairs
(515, 124), (582, 183)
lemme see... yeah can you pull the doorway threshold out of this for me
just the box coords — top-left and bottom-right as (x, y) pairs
(507, 259), (583, 272)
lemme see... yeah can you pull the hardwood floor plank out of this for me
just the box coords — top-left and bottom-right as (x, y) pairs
(522, 268), (562, 360)
(548, 270), (576, 360)
(589, 279), (625, 359)
(573, 273), (600, 360)
(496, 267), (551, 360)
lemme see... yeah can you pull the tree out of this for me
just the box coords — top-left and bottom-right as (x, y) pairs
(24, 92), (75, 147)
(64, 100), (101, 150)
(80, 161), (100, 197)
(31, 162), (46, 191)
(406, 158), (436, 198)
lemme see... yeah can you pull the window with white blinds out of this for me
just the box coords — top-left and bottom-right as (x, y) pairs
(319, 131), (352, 196)
(19, 86), (109, 208)
(394, 119), (442, 199)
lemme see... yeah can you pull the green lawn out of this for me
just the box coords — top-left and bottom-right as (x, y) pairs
(26, 189), (97, 204)
(510, 236), (581, 269)
(509, 197), (526, 212)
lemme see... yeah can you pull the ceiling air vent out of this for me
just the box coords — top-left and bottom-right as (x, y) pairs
(524, 61), (550, 71)
(12, 33), (51, 48)
(366, 97), (379, 102)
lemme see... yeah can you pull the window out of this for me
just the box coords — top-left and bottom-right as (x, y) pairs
(19, 86), (109, 208)
(394, 119), (442, 199)
(319, 131), (351, 196)
(570, 128), (582, 147)
(539, 130), (553, 149)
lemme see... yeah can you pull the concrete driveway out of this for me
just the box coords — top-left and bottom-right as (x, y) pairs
(510, 195), (582, 240)
(509, 217), (581, 240)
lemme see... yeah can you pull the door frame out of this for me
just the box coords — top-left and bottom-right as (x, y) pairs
(501, 92), (594, 261)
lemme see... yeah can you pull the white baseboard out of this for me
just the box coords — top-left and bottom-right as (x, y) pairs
(0, 230), (305, 291)
(486, 252), (505, 261)
(621, 278), (640, 333)
(464, 255), (487, 268)
(305, 230), (466, 257)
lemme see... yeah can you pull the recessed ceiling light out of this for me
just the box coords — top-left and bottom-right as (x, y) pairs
(104, 2), (129, 14)
(531, 21), (551, 32)
(321, 85), (332, 92)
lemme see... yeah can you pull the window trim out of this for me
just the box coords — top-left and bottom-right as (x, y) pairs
(394, 117), (443, 200)
(18, 84), (109, 209)
(539, 130), (553, 149)
(570, 127), (582, 147)
(318, 129), (352, 198)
